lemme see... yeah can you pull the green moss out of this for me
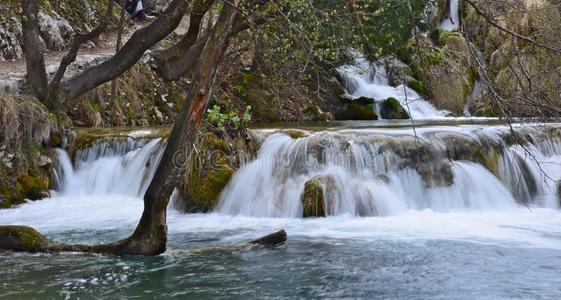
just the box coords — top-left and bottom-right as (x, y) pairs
(0, 184), (24, 209)
(326, 80), (346, 96)
(185, 167), (233, 212)
(303, 105), (329, 121)
(336, 103), (378, 120)
(354, 97), (376, 105)
(73, 127), (170, 150)
(1, 170), (50, 208)
(380, 97), (410, 119)
(484, 149), (501, 176)
(430, 28), (463, 47)
(408, 79), (429, 97)
(181, 131), (255, 212)
(462, 77), (472, 99)
(282, 130), (307, 139)
(0, 225), (50, 252)
(301, 180), (325, 218)
(17, 172), (50, 200)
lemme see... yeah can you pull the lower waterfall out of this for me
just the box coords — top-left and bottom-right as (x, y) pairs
(216, 124), (561, 217)
(53, 138), (164, 197)
(0, 124), (559, 247)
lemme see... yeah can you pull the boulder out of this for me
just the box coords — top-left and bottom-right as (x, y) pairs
(180, 131), (257, 212)
(336, 102), (378, 120)
(301, 179), (325, 217)
(410, 35), (477, 115)
(0, 226), (51, 252)
(354, 96), (376, 105)
(379, 97), (410, 119)
(385, 58), (414, 86)
(0, 18), (23, 62)
(38, 12), (68, 51)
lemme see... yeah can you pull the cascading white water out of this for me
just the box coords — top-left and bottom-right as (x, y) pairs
(337, 57), (449, 119)
(439, 0), (460, 31)
(216, 125), (561, 218)
(54, 137), (165, 197)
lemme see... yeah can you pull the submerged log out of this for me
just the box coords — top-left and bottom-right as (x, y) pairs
(0, 226), (286, 255)
(176, 230), (288, 255)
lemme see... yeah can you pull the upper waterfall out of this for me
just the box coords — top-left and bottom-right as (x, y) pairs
(439, 0), (460, 31)
(337, 57), (450, 120)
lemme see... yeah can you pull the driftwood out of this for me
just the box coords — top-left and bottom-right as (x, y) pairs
(0, 226), (286, 255)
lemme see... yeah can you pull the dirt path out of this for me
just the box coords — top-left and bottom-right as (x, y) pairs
(0, 23), (144, 80)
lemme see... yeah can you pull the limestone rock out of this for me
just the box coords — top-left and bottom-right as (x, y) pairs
(38, 12), (74, 51)
(385, 58), (414, 86)
(0, 18), (23, 62)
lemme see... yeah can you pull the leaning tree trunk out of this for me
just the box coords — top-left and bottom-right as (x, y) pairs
(112, 0), (243, 255)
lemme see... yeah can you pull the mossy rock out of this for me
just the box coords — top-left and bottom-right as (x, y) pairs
(0, 171), (50, 208)
(415, 160), (454, 188)
(326, 79), (346, 97)
(301, 179), (325, 218)
(407, 79), (429, 97)
(379, 97), (410, 120)
(430, 28), (464, 48)
(302, 105), (329, 121)
(184, 167), (233, 212)
(17, 172), (50, 200)
(282, 130), (307, 139)
(0, 226), (50, 252)
(181, 132), (251, 212)
(0, 183), (24, 209)
(354, 96), (376, 105)
(336, 103), (378, 121)
(73, 127), (170, 150)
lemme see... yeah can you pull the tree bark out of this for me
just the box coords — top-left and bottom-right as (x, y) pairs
(21, 0), (49, 104)
(116, 0), (243, 255)
(152, 0), (215, 80)
(151, 9), (272, 81)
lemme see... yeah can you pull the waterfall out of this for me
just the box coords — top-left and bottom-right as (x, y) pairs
(337, 57), (449, 119)
(439, 0), (460, 31)
(54, 137), (165, 197)
(216, 125), (561, 218)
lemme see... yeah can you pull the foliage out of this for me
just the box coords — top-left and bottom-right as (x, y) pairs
(206, 105), (252, 132)
(261, 0), (439, 73)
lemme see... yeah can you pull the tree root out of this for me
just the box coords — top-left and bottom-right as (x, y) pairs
(0, 226), (286, 255)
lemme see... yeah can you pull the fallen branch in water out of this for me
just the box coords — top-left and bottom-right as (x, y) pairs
(0, 226), (286, 255)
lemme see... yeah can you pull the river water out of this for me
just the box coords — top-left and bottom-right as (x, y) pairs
(1, 123), (561, 299)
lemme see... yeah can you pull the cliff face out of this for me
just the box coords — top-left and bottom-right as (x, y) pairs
(409, 0), (561, 117)
(464, 0), (561, 117)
